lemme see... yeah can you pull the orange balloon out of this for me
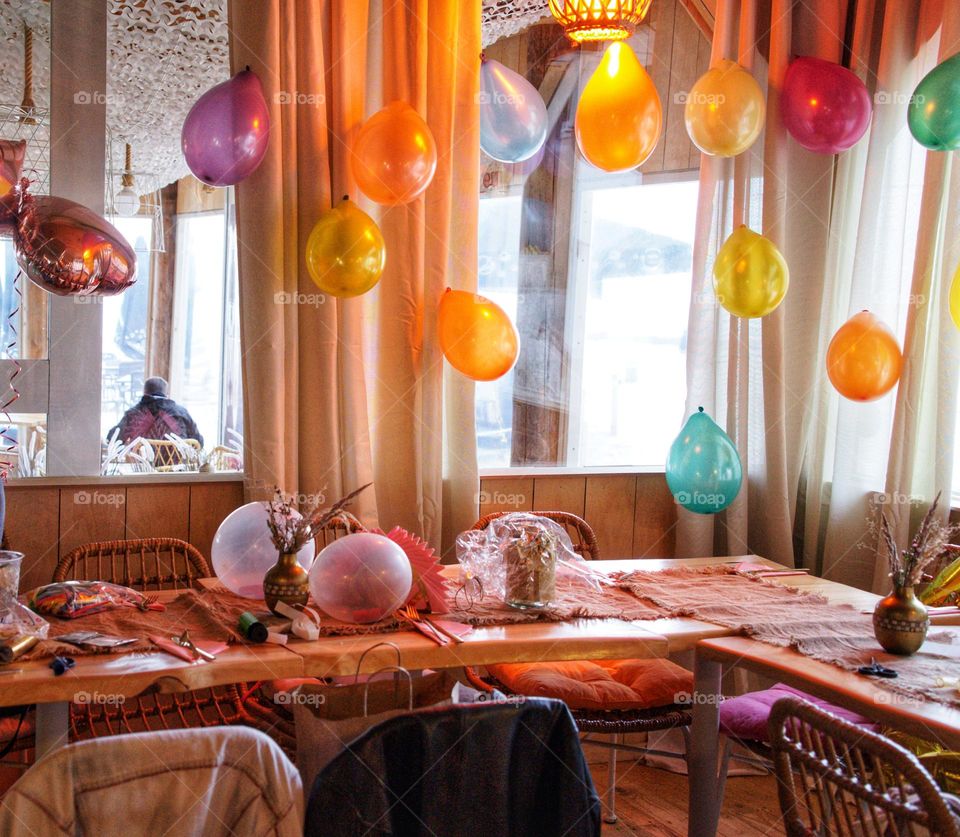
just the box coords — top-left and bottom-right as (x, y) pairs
(575, 41), (662, 172)
(826, 310), (903, 401)
(351, 102), (438, 205)
(438, 289), (519, 381)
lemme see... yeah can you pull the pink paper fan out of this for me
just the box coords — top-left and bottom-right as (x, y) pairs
(376, 526), (451, 613)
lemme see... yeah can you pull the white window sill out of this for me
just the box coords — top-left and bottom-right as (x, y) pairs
(6, 472), (244, 487)
(479, 466), (666, 478)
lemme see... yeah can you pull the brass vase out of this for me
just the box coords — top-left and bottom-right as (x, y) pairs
(263, 552), (310, 615)
(873, 586), (929, 656)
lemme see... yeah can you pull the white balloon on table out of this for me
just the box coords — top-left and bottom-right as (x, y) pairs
(309, 533), (413, 624)
(211, 502), (315, 598)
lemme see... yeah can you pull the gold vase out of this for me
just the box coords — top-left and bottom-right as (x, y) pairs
(873, 585), (929, 656)
(263, 552), (310, 615)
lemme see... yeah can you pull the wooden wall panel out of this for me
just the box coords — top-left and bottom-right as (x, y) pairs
(125, 484), (190, 541)
(4, 479), (245, 591)
(633, 474), (678, 557)
(532, 476), (586, 517)
(58, 486), (127, 560)
(189, 480), (245, 561)
(479, 473), (677, 559)
(7, 487), (60, 592)
(479, 477), (534, 520)
(585, 476), (638, 558)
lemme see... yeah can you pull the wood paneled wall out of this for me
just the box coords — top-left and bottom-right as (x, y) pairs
(5, 478), (244, 593)
(479, 473), (677, 559)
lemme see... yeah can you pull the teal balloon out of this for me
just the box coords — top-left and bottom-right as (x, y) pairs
(908, 52), (960, 151)
(665, 408), (742, 515)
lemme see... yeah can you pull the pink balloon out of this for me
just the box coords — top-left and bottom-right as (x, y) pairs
(781, 57), (872, 154)
(0, 188), (137, 296)
(181, 69), (270, 187)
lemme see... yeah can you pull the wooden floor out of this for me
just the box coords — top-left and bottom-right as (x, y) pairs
(589, 761), (783, 836)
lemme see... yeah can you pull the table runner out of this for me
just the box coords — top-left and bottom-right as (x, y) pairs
(616, 566), (960, 710)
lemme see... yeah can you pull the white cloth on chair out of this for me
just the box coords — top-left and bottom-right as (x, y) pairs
(0, 726), (303, 836)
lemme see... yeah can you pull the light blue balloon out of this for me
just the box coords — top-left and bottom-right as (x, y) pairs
(665, 407), (742, 515)
(480, 58), (548, 164)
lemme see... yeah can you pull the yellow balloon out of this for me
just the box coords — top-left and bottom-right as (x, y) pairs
(685, 59), (765, 157)
(950, 261), (960, 331)
(305, 198), (385, 298)
(575, 41), (662, 173)
(712, 226), (789, 318)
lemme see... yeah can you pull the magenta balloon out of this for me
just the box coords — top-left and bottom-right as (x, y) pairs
(181, 69), (270, 187)
(13, 192), (136, 296)
(781, 57), (872, 154)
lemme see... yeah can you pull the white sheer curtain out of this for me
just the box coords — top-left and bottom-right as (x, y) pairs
(680, 0), (960, 591)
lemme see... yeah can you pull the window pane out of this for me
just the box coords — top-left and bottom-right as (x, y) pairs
(575, 180), (697, 467)
(100, 216), (153, 438)
(171, 212), (226, 445)
(476, 195), (522, 468)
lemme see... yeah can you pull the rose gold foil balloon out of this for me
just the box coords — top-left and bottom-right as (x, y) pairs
(6, 189), (137, 296)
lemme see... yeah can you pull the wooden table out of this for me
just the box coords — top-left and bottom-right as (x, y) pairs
(8, 555), (960, 833)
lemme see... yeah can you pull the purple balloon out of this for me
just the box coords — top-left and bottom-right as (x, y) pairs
(781, 57), (872, 154)
(181, 69), (270, 187)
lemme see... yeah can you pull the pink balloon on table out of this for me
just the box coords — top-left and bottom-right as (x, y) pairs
(181, 68), (270, 187)
(0, 188), (137, 296)
(308, 533), (413, 624)
(781, 57), (872, 154)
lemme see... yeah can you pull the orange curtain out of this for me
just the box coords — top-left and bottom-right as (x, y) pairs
(227, 0), (480, 549)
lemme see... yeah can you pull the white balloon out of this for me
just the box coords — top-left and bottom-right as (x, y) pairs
(211, 502), (315, 599)
(309, 533), (412, 624)
(480, 58), (548, 163)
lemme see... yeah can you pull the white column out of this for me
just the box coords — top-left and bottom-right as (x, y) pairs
(45, 0), (106, 476)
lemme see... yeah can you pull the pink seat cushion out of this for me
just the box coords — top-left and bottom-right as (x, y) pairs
(486, 658), (693, 711)
(719, 683), (880, 743)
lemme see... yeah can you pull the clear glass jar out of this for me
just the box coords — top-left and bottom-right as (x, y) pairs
(504, 529), (558, 609)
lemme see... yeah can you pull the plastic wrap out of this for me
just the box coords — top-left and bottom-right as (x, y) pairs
(29, 580), (165, 619)
(0, 591), (48, 641)
(455, 513), (603, 607)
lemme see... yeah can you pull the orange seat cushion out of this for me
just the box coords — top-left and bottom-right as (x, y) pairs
(486, 658), (693, 712)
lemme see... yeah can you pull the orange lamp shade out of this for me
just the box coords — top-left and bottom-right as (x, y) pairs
(438, 289), (520, 381)
(575, 42), (662, 172)
(826, 310), (903, 401)
(351, 102), (437, 206)
(548, 0), (653, 43)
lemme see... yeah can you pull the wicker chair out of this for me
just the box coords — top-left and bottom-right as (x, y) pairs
(464, 511), (692, 824)
(53, 538), (294, 755)
(314, 510), (366, 549)
(770, 695), (960, 836)
(54, 538), (209, 591)
(129, 438), (202, 471)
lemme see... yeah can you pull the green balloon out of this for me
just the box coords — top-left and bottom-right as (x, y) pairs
(908, 52), (960, 151)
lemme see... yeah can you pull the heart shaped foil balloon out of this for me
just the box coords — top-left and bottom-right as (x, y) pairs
(10, 190), (137, 296)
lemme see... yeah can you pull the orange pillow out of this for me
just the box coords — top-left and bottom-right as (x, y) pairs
(486, 658), (693, 712)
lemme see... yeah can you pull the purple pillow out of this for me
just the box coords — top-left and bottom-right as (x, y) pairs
(718, 683), (880, 743)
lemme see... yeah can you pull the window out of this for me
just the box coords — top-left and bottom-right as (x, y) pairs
(169, 194), (243, 455)
(477, 175), (698, 470)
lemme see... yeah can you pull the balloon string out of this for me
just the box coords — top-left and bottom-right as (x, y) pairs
(0, 270), (23, 480)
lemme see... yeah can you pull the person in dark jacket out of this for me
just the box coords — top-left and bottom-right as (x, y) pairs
(106, 377), (204, 446)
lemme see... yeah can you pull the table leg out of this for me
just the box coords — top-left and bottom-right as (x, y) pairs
(35, 702), (69, 758)
(688, 654), (722, 837)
